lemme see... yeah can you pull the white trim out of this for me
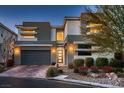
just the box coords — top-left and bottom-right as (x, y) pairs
(74, 41), (92, 44)
(16, 44), (52, 46)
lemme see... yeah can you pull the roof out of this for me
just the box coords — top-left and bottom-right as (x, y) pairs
(0, 23), (17, 36)
(64, 16), (80, 20)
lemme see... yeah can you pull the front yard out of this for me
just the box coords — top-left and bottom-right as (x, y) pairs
(47, 57), (124, 87)
(59, 66), (124, 87)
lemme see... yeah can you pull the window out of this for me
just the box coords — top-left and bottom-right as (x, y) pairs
(78, 44), (91, 49)
(78, 51), (91, 56)
(56, 32), (64, 41)
(90, 26), (102, 33)
(87, 23), (102, 33)
(22, 30), (36, 33)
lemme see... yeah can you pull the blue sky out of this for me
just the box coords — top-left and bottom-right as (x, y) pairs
(0, 5), (95, 33)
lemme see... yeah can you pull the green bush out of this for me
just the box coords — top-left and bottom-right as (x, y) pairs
(68, 62), (74, 69)
(109, 58), (122, 68)
(73, 68), (79, 73)
(117, 73), (124, 78)
(73, 59), (84, 69)
(113, 68), (123, 73)
(57, 69), (63, 74)
(46, 67), (58, 77)
(96, 57), (109, 67)
(84, 57), (94, 67)
(7, 59), (14, 67)
(0, 65), (5, 73)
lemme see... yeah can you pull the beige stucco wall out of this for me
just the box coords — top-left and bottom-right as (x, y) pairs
(64, 20), (81, 38)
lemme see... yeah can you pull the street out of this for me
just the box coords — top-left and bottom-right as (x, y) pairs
(0, 77), (99, 88)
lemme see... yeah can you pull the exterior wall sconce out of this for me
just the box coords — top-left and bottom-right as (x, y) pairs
(68, 44), (76, 53)
(14, 47), (20, 55)
(51, 47), (56, 54)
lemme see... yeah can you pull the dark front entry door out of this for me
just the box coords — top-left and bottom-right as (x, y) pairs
(21, 50), (51, 65)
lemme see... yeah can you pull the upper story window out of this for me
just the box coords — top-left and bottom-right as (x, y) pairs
(87, 23), (102, 34)
(22, 30), (36, 33)
(78, 44), (91, 49)
(56, 32), (64, 41)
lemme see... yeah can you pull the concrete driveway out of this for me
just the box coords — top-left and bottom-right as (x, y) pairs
(0, 65), (49, 78)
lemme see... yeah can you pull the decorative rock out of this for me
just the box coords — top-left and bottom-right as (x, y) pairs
(106, 72), (120, 86)
(89, 73), (100, 78)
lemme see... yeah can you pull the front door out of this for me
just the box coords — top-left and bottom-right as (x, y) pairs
(57, 47), (64, 66)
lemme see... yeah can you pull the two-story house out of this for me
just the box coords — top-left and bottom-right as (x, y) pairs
(0, 23), (17, 65)
(14, 13), (114, 66)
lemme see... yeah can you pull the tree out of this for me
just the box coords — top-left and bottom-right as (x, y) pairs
(81, 5), (124, 60)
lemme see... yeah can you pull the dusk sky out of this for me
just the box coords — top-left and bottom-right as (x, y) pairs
(0, 5), (95, 33)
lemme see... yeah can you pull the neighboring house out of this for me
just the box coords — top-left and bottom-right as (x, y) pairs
(14, 13), (114, 66)
(0, 23), (17, 65)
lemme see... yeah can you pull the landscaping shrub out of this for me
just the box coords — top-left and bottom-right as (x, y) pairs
(109, 58), (122, 68)
(57, 69), (63, 74)
(113, 68), (123, 73)
(6, 59), (14, 67)
(96, 57), (109, 67)
(73, 59), (84, 68)
(100, 66), (113, 73)
(84, 57), (94, 67)
(73, 68), (79, 73)
(90, 66), (99, 73)
(46, 67), (58, 77)
(117, 72), (124, 78)
(51, 62), (56, 65)
(78, 66), (88, 75)
(68, 62), (74, 69)
(0, 64), (5, 73)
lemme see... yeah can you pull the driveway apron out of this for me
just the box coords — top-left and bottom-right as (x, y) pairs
(0, 65), (49, 78)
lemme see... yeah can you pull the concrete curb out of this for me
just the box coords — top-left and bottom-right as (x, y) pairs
(51, 75), (120, 88)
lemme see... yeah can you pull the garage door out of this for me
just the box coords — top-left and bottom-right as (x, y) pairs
(21, 50), (51, 65)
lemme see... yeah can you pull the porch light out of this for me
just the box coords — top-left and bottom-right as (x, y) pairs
(68, 44), (76, 53)
(51, 47), (56, 54)
(14, 47), (20, 55)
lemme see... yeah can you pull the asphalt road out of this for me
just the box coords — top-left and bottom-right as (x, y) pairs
(0, 77), (100, 88)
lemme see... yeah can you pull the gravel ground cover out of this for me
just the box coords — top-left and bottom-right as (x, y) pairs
(59, 66), (124, 87)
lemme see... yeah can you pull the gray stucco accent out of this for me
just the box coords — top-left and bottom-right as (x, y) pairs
(21, 46), (51, 50)
(51, 53), (57, 64)
(16, 41), (53, 44)
(14, 52), (21, 65)
(67, 52), (74, 64)
(65, 48), (74, 64)
(65, 35), (84, 42)
(23, 22), (51, 41)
